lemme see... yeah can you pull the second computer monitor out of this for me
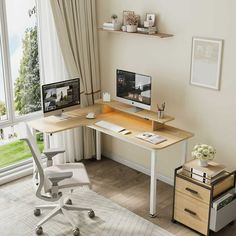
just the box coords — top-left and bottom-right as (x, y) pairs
(42, 78), (80, 117)
(116, 69), (152, 111)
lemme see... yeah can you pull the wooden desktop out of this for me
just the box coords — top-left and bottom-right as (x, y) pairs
(28, 99), (194, 217)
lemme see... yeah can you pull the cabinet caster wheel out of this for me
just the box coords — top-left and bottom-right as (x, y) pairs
(230, 221), (235, 226)
(35, 226), (43, 235)
(34, 209), (41, 217)
(88, 210), (95, 218)
(73, 227), (80, 236)
(66, 199), (72, 205)
(149, 214), (157, 218)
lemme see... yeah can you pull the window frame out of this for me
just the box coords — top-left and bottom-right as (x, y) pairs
(0, 0), (44, 183)
(0, 0), (43, 131)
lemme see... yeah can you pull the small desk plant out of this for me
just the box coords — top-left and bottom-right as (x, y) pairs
(191, 144), (216, 167)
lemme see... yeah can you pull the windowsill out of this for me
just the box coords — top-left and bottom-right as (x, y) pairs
(0, 157), (46, 186)
(0, 165), (33, 186)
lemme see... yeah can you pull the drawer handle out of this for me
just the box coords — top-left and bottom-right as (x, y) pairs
(185, 187), (198, 195)
(184, 208), (197, 216)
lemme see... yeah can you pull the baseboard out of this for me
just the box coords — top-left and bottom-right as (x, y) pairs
(103, 151), (174, 186)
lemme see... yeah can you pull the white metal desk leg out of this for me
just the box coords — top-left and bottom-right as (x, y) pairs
(150, 150), (157, 217)
(96, 130), (101, 160)
(181, 140), (188, 165)
(45, 133), (51, 149)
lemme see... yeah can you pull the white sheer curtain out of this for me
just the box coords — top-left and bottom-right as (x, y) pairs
(37, 0), (83, 164)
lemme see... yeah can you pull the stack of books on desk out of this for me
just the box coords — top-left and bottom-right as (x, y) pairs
(103, 22), (121, 31)
(182, 159), (226, 184)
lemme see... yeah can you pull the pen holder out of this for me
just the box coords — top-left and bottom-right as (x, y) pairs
(157, 110), (164, 119)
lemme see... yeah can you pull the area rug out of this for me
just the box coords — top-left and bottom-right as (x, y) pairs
(0, 178), (174, 236)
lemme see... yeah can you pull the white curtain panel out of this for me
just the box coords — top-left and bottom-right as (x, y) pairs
(37, 0), (84, 163)
(49, 0), (101, 159)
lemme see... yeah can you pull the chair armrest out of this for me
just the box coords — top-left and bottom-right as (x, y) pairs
(47, 171), (73, 200)
(43, 148), (66, 167)
(43, 148), (65, 157)
(47, 171), (73, 185)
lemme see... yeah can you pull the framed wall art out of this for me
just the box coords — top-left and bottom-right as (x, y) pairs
(190, 37), (223, 90)
(123, 10), (134, 25)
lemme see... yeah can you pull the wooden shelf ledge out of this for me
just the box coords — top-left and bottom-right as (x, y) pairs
(98, 28), (174, 38)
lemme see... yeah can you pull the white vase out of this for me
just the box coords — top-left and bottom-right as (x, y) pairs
(112, 19), (118, 24)
(126, 25), (137, 33)
(199, 159), (208, 167)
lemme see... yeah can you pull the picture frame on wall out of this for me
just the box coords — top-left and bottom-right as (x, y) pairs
(190, 37), (223, 90)
(146, 13), (156, 27)
(123, 10), (134, 25)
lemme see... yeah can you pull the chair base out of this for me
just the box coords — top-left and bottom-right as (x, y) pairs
(34, 196), (95, 235)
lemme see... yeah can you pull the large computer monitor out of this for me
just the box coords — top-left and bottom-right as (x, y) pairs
(116, 69), (152, 112)
(42, 78), (80, 117)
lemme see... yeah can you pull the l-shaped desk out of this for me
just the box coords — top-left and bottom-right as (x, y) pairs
(28, 100), (193, 217)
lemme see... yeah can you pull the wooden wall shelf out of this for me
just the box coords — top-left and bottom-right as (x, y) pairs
(98, 28), (174, 38)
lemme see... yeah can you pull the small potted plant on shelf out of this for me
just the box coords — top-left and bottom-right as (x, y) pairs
(126, 13), (139, 33)
(111, 14), (118, 24)
(191, 144), (216, 167)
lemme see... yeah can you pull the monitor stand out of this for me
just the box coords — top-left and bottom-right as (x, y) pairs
(126, 107), (143, 113)
(54, 112), (70, 120)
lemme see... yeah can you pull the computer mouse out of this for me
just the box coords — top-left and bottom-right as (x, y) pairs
(86, 112), (96, 119)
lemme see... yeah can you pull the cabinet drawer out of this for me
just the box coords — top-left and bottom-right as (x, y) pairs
(176, 176), (210, 204)
(174, 191), (209, 235)
(213, 175), (234, 197)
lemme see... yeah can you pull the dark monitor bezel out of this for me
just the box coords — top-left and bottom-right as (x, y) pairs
(116, 69), (152, 106)
(42, 78), (80, 114)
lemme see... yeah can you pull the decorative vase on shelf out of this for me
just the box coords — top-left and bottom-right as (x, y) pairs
(191, 144), (216, 167)
(125, 13), (139, 33)
(199, 159), (209, 167)
(126, 25), (137, 33)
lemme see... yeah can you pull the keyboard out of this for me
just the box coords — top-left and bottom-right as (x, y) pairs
(95, 120), (125, 133)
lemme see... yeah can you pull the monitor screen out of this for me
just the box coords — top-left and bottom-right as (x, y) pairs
(42, 78), (80, 114)
(116, 69), (151, 110)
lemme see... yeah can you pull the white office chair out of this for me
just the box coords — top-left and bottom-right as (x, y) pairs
(19, 124), (95, 236)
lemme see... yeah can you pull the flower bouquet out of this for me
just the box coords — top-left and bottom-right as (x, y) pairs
(191, 144), (216, 167)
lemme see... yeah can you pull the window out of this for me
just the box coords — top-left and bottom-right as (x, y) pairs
(0, 41), (7, 122)
(0, 0), (42, 172)
(6, 0), (41, 117)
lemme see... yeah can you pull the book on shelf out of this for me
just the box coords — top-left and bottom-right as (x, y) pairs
(137, 26), (157, 34)
(183, 159), (226, 179)
(136, 132), (166, 145)
(102, 22), (121, 31)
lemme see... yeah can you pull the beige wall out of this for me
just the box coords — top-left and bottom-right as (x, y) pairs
(96, 0), (236, 179)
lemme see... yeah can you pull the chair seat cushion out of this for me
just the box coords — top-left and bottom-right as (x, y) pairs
(44, 163), (90, 193)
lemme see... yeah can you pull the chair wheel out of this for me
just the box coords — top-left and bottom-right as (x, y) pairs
(88, 210), (95, 218)
(34, 209), (41, 216)
(35, 226), (43, 235)
(66, 199), (72, 205)
(73, 227), (80, 236)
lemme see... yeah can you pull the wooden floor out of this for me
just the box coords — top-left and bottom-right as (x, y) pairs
(84, 157), (236, 236)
